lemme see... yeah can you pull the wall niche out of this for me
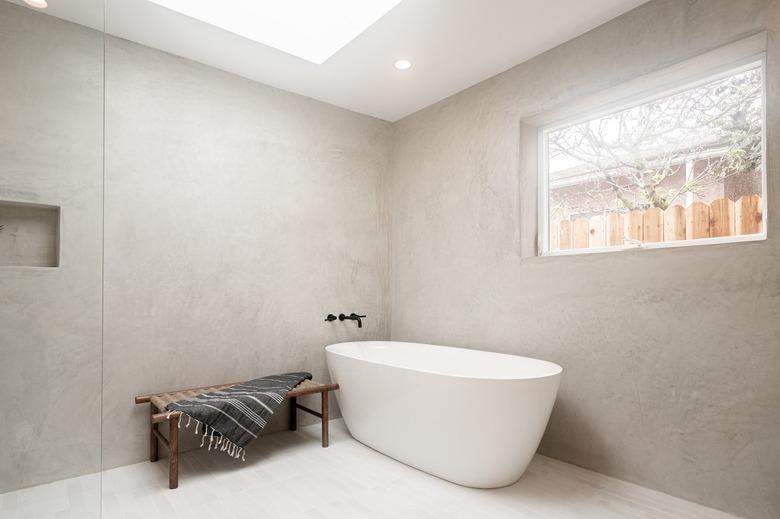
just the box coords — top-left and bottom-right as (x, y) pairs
(0, 201), (60, 267)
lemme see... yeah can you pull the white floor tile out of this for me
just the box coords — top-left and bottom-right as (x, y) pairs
(0, 419), (741, 519)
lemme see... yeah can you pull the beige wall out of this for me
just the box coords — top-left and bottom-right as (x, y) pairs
(0, 1), (104, 495)
(101, 38), (393, 468)
(1, 1), (393, 488)
(389, 1), (780, 518)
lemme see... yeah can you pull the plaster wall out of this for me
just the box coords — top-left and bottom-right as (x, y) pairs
(0, 0), (104, 494)
(101, 36), (393, 469)
(389, 1), (780, 518)
(0, 1), (392, 486)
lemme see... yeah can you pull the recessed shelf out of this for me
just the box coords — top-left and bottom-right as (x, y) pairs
(0, 200), (60, 267)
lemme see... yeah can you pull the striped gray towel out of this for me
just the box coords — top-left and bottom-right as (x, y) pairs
(166, 372), (312, 460)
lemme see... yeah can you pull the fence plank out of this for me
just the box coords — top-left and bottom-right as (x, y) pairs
(735, 194), (762, 235)
(709, 198), (735, 237)
(686, 202), (710, 239)
(588, 214), (606, 248)
(558, 220), (571, 249)
(553, 195), (760, 252)
(664, 205), (685, 242)
(625, 210), (643, 242)
(607, 213), (624, 246)
(572, 218), (589, 249)
(643, 207), (663, 242)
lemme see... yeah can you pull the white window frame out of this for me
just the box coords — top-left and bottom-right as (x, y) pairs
(537, 50), (768, 257)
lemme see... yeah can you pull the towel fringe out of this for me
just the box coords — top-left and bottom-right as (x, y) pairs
(165, 411), (248, 461)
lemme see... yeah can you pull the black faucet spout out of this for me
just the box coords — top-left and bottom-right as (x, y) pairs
(339, 313), (366, 328)
(350, 313), (364, 328)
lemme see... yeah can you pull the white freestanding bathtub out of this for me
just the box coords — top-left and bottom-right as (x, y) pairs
(325, 341), (562, 488)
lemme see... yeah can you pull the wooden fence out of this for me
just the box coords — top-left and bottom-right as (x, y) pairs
(550, 194), (763, 251)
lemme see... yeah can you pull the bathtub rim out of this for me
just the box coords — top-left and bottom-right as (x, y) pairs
(325, 340), (563, 381)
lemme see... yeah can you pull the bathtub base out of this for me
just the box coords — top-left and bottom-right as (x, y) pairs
(350, 431), (532, 489)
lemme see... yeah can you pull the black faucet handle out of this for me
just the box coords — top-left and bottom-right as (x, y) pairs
(324, 314), (338, 322)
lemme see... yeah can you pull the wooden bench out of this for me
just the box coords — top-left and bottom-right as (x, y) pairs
(134, 379), (339, 489)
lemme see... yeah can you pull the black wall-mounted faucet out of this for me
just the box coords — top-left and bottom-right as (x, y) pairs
(339, 313), (366, 328)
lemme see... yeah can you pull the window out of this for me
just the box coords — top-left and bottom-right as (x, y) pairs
(539, 59), (766, 255)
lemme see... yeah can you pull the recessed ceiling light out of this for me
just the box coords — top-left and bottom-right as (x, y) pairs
(146, 0), (403, 65)
(394, 59), (412, 70)
(24, 0), (47, 8)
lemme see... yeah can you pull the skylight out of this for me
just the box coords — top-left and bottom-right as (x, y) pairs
(146, 0), (403, 65)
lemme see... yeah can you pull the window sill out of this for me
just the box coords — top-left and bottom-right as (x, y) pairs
(538, 232), (767, 258)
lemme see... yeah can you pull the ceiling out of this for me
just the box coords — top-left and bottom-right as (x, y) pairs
(10, 0), (649, 122)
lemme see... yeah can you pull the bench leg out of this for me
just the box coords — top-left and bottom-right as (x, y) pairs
(169, 414), (179, 489)
(150, 404), (159, 462)
(321, 390), (329, 448)
(289, 396), (297, 431)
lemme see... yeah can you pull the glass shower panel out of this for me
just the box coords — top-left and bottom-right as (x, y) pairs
(0, 0), (104, 517)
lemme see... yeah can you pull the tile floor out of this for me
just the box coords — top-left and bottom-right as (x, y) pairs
(0, 419), (740, 519)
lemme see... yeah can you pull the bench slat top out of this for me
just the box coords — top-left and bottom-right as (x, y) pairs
(148, 379), (336, 410)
